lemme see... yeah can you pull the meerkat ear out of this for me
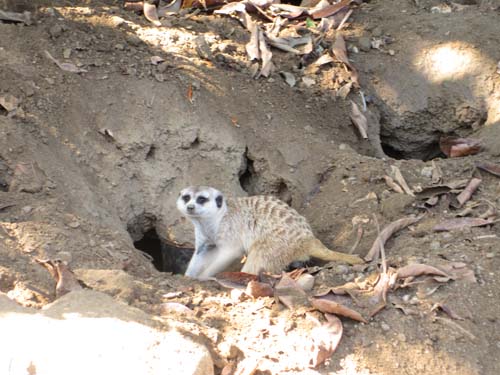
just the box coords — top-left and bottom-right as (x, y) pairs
(215, 195), (223, 208)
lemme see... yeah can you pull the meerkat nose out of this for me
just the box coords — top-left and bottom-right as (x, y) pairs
(187, 204), (195, 212)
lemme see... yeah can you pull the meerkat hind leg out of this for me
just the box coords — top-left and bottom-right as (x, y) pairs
(304, 238), (364, 265)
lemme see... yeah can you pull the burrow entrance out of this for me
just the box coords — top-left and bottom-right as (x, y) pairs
(127, 213), (193, 274)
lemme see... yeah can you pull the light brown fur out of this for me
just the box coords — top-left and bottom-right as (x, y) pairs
(177, 186), (363, 279)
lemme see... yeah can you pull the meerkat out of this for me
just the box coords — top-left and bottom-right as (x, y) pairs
(176, 186), (364, 280)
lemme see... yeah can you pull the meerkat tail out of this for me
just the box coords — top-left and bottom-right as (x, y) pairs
(303, 238), (364, 265)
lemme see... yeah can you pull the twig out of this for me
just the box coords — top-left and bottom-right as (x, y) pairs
(348, 224), (363, 254)
(372, 214), (387, 274)
(365, 215), (424, 262)
(337, 8), (353, 30)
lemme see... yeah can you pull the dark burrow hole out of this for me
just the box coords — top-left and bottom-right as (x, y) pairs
(381, 138), (445, 161)
(239, 148), (255, 194)
(128, 215), (193, 274)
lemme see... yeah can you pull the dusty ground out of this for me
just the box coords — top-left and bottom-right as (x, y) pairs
(1, 0), (500, 374)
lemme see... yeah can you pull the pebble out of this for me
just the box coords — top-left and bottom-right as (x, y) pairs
(56, 251), (72, 263)
(125, 34), (143, 47)
(63, 48), (71, 59)
(397, 333), (407, 342)
(49, 24), (64, 38)
(486, 252), (495, 259)
(358, 36), (372, 52)
(429, 240), (441, 251)
(380, 322), (390, 331)
(421, 166), (434, 178)
(372, 26), (383, 37)
(22, 206), (33, 214)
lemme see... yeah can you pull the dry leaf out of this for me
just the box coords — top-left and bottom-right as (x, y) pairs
(310, 0), (352, 19)
(143, 2), (162, 26)
(187, 83), (194, 104)
(455, 178), (481, 207)
(349, 101), (368, 139)
(433, 217), (496, 232)
(213, 271), (259, 289)
(45, 51), (88, 73)
(391, 165), (414, 196)
(160, 302), (194, 315)
(396, 264), (450, 279)
(365, 215), (423, 262)
(0, 94), (20, 112)
(440, 137), (482, 157)
(431, 302), (464, 320)
(35, 259), (82, 298)
(308, 313), (343, 367)
(245, 280), (274, 298)
(384, 175), (404, 194)
(310, 297), (368, 323)
(275, 273), (309, 308)
(476, 161), (500, 177)
(150, 56), (165, 65)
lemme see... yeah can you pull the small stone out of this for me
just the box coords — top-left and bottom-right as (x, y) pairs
(388, 49), (395, 56)
(429, 240), (441, 251)
(397, 333), (407, 342)
(194, 36), (213, 61)
(358, 37), (372, 52)
(114, 43), (125, 51)
(63, 48), (72, 59)
(56, 251), (72, 263)
(22, 206), (32, 214)
(372, 26), (383, 37)
(380, 322), (390, 331)
(302, 76), (315, 87)
(421, 166), (434, 178)
(157, 61), (172, 73)
(280, 71), (296, 87)
(49, 24), (64, 38)
(125, 34), (143, 47)
(334, 265), (349, 275)
(486, 252), (495, 259)
(110, 16), (125, 27)
(68, 221), (80, 229)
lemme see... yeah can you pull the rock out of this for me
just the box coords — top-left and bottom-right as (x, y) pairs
(429, 240), (441, 251)
(0, 290), (214, 375)
(194, 36), (213, 61)
(125, 34), (143, 47)
(358, 36), (372, 52)
(63, 48), (72, 59)
(48, 24), (64, 38)
(372, 26), (383, 37)
(420, 166), (434, 178)
(380, 322), (390, 331)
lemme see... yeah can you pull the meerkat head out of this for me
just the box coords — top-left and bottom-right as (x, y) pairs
(176, 186), (226, 219)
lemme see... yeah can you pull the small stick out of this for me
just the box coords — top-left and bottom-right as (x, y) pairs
(337, 8), (353, 31)
(372, 214), (387, 274)
(348, 224), (363, 254)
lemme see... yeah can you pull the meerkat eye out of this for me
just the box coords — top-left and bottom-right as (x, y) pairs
(182, 194), (191, 203)
(215, 195), (223, 208)
(196, 196), (208, 205)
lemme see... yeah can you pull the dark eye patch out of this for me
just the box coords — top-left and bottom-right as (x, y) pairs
(196, 196), (208, 205)
(182, 194), (191, 203)
(215, 195), (223, 208)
